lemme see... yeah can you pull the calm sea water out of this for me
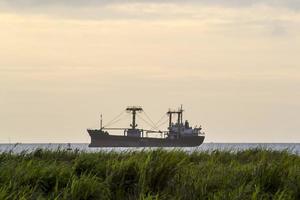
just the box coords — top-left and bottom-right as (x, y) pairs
(0, 143), (299, 154)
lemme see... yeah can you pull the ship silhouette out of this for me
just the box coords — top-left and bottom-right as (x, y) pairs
(87, 105), (205, 147)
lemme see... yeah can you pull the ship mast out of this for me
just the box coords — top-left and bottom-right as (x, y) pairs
(177, 105), (184, 138)
(100, 114), (103, 130)
(167, 105), (184, 138)
(126, 106), (143, 129)
(167, 110), (176, 131)
(167, 111), (172, 128)
(180, 104), (183, 125)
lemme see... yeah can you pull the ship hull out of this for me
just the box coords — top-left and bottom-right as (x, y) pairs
(88, 131), (205, 147)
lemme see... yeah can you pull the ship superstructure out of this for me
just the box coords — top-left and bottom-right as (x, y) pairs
(166, 105), (203, 139)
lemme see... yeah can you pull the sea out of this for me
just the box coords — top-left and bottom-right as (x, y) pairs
(0, 143), (299, 154)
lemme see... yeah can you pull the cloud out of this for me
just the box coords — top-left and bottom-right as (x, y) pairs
(1, 0), (300, 14)
(0, 0), (299, 22)
(0, 0), (300, 39)
(0, 0), (300, 8)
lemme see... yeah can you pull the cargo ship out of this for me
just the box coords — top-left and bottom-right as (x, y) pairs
(87, 106), (205, 147)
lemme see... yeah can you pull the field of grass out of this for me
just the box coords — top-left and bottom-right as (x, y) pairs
(0, 148), (299, 200)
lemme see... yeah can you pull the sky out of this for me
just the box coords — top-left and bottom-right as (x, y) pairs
(0, 0), (299, 143)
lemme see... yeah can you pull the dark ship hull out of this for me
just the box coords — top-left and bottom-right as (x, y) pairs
(88, 130), (205, 147)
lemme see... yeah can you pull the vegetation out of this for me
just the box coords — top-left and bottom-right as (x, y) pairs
(0, 148), (299, 200)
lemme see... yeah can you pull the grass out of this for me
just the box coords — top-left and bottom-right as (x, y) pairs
(0, 148), (299, 199)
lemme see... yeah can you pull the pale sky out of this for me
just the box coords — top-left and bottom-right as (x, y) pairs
(0, 0), (299, 143)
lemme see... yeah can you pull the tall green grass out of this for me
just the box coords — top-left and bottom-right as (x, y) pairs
(0, 149), (299, 199)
